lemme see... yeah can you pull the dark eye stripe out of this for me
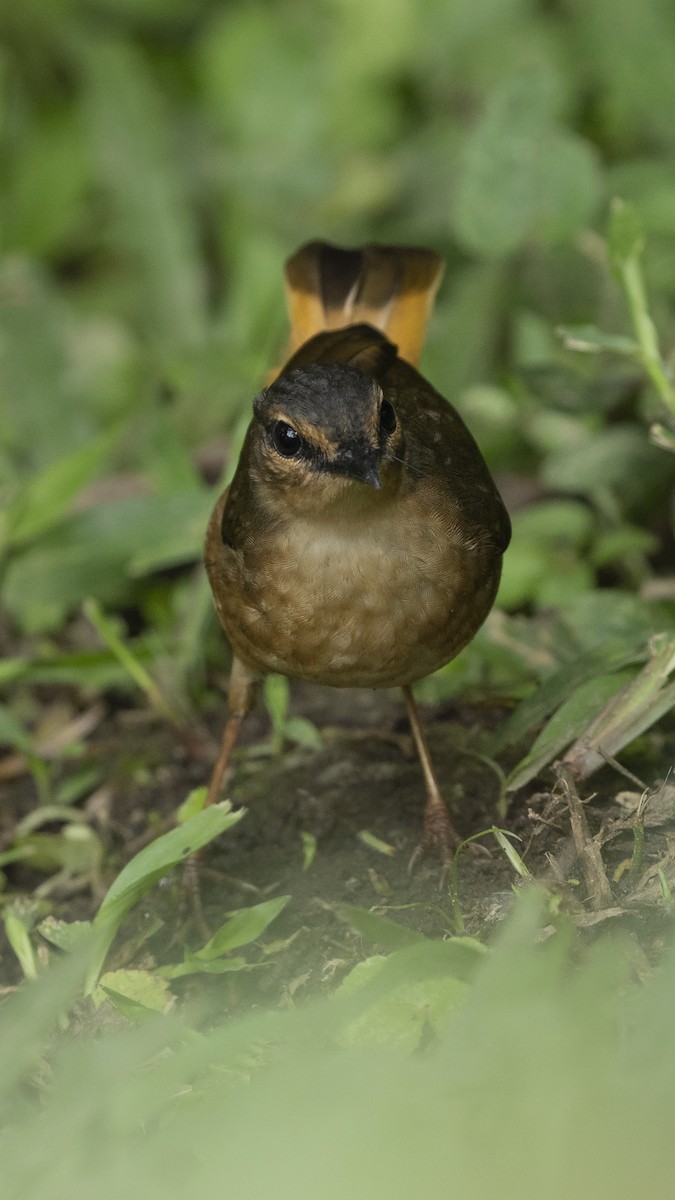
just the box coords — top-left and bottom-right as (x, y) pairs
(379, 399), (396, 435)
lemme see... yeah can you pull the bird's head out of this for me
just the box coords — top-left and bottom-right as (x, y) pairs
(248, 363), (403, 514)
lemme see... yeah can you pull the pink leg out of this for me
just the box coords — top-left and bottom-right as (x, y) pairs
(402, 685), (461, 872)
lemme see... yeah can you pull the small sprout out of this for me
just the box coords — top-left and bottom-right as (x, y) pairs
(367, 868), (392, 898)
(300, 831), (317, 870)
(357, 830), (397, 856)
(3, 906), (39, 981)
(491, 827), (532, 878)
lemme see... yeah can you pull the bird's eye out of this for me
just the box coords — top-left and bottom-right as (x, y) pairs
(271, 420), (303, 458)
(379, 399), (397, 435)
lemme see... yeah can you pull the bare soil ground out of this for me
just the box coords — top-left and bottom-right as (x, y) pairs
(1, 683), (672, 1009)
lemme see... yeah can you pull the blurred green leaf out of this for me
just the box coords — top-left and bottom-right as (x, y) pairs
(95, 969), (174, 1018)
(6, 824), (102, 878)
(264, 674), (290, 738)
(0, 261), (96, 469)
(454, 69), (600, 256)
(542, 425), (674, 511)
(300, 831), (317, 870)
(3, 491), (210, 633)
(339, 905), (428, 951)
(559, 590), (674, 649)
(3, 908), (39, 981)
(507, 669), (636, 791)
(0, 704), (32, 753)
(336, 953), (467, 1051)
(512, 501), (595, 547)
(81, 35), (206, 347)
(563, 632), (675, 780)
(497, 501), (597, 611)
(4, 426), (120, 549)
(37, 917), (93, 953)
(557, 325), (640, 356)
(283, 716), (323, 750)
(591, 525), (658, 568)
(487, 635), (648, 757)
(3, 106), (90, 258)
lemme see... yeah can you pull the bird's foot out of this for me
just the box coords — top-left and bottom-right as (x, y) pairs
(176, 854), (213, 944)
(408, 798), (490, 890)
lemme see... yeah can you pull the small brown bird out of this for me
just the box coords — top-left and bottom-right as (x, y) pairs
(204, 241), (510, 864)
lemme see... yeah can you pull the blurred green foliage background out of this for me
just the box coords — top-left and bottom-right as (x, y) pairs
(2, 9), (675, 1194)
(1, 0), (674, 706)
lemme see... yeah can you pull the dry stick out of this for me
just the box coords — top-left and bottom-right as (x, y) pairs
(555, 763), (614, 911)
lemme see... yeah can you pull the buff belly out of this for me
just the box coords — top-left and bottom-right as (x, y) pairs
(215, 519), (498, 690)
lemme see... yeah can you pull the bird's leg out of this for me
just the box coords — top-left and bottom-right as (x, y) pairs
(205, 712), (244, 806)
(402, 685), (462, 875)
(205, 657), (260, 806)
(184, 659), (259, 939)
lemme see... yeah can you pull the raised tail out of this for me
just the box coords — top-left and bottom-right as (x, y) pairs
(282, 240), (444, 368)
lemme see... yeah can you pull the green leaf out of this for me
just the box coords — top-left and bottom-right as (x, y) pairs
(159, 955), (250, 980)
(189, 896), (290, 962)
(300, 831), (317, 870)
(336, 954), (467, 1051)
(530, 132), (601, 245)
(357, 830), (397, 857)
(454, 70), (599, 256)
(94, 969), (174, 1018)
(263, 674), (290, 736)
(488, 637), (647, 757)
(1, 649), (142, 692)
(0, 705), (32, 753)
(591, 526), (658, 568)
(542, 425), (673, 511)
(83, 597), (183, 728)
(563, 633), (675, 779)
(560, 591), (672, 650)
(491, 828), (531, 878)
(557, 324), (640, 356)
(7, 826), (102, 877)
(82, 35), (206, 347)
(283, 715), (323, 750)
(0, 659), (28, 687)
(177, 787), (208, 823)
(454, 70), (556, 256)
(2, 491), (209, 633)
(86, 803), (245, 990)
(37, 917), (93, 953)
(127, 493), (214, 576)
(511, 501), (595, 547)
(338, 905), (428, 951)
(3, 908), (39, 981)
(506, 670), (636, 792)
(3, 106), (90, 258)
(4, 427), (120, 549)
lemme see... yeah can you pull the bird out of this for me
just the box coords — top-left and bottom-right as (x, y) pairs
(203, 241), (511, 866)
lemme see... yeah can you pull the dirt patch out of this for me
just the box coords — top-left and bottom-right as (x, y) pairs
(1, 683), (672, 1007)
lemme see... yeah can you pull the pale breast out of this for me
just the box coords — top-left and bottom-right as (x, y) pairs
(215, 498), (500, 690)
